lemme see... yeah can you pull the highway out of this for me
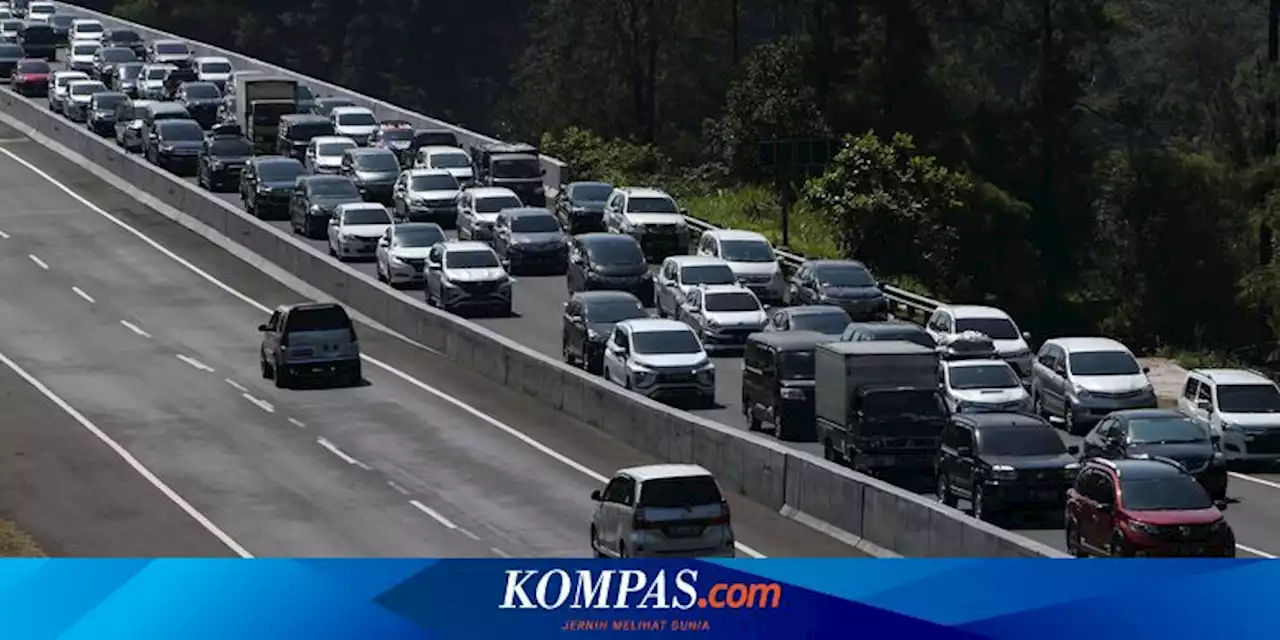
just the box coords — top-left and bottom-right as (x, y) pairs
(0, 124), (863, 557)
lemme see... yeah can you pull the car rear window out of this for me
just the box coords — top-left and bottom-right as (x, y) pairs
(284, 306), (352, 333)
(638, 476), (722, 508)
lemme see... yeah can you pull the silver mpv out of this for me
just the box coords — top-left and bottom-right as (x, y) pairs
(590, 464), (735, 558)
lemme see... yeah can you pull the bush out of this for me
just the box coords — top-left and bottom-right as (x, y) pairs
(541, 127), (669, 186)
(682, 186), (840, 259)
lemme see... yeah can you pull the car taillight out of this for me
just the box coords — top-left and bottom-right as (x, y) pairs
(708, 501), (730, 526)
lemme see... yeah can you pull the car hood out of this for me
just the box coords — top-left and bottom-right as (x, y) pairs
(593, 262), (648, 278)
(1127, 442), (1214, 469)
(951, 387), (1029, 404)
(408, 189), (459, 201)
(354, 170), (397, 183)
(312, 196), (362, 209)
(68, 94), (95, 103)
(1072, 374), (1152, 394)
(440, 167), (473, 180)
(211, 154), (250, 165)
(633, 352), (711, 369)
(199, 72), (230, 82)
(1127, 508), (1223, 526)
(625, 212), (684, 226)
(70, 55), (94, 63)
(704, 310), (766, 327)
(821, 285), (881, 300)
(389, 246), (433, 260)
(382, 140), (411, 149)
(984, 453), (1076, 470)
(587, 322), (619, 341)
(184, 98), (220, 107)
(512, 231), (564, 245)
(261, 179), (296, 190)
(445, 267), (506, 282)
(341, 223), (390, 238)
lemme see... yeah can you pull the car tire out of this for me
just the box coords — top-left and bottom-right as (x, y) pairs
(500, 301), (513, 317)
(274, 362), (290, 389)
(1108, 533), (1134, 558)
(347, 362), (362, 387)
(590, 527), (603, 558)
(260, 359), (272, 380)
(937, 473), (958, 507)
(1032, 391), (1045, 419)
(776, 410), (794, 441)
(972, 486), (992, 522)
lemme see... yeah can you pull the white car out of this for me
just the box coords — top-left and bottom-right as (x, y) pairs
(589, 464), (735, 559)
(1178, 368), (1280, 465)
(455, 186), (522, 242)
(423, 241), (513, 316)
(414, 145), (473, 183)
(67, 39), (100, 74)
(375, 222), (447, 287)
(327, 203), (392, 261)
(942, 359), (1032, 413)
(602, 187), (688, 261)
(194, 56), (232, 89)
(138, 63), (176, 99)
(653, 255), (738, 318)
(149, 39), (193, 67)
(391, 168), (461, 224)
(62, 79), (107, 122)
(69, 18), (105, 42)
(695, 229), (784, 305)
(676, 284), (766, 352)
(48, 70), (89, 113)
(305, 135), (358, 174)
(602, 318), (715, 406)
(926, 305), (1034, 381)
(26, 2), (54, 22)
(0, 18), (22, 38)
(329, 106), (379, 145)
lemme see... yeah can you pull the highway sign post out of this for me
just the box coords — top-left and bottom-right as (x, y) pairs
(756, 139), (838, 248)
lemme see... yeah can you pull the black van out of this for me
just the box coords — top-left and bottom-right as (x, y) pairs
(18, 23), (56, 60)
(276, 114), (333, 160)
(742, 331), (826, 441)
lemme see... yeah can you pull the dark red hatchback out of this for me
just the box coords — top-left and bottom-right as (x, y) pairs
(1066, 456), (1235, 557)
(10, 57), (49, 97)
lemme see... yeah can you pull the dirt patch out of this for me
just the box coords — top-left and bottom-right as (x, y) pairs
(0, 519), (43, 557)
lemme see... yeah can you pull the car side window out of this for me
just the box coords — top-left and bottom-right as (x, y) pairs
(1096, 473), (1117, 503)
(266, 310), (281, 330)
(1182, 377), (1200, 400)
(1037, 345), (1056, 369)
(1197, 381), (1214, 405)
(601, 478), (625, 503)
(614, 478), (636, 506)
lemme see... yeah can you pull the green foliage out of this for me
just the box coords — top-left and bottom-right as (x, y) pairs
(540, 127), (670, 186)
(682, 186), (839, 261)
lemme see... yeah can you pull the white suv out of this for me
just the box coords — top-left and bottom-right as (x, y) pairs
(1177, 368), (1280, 466)
(695, 229), (784, 305)
(653, 255), (738, 318)
(676, 284), (766, 351)
(590, 464), (735, 558)
(423, 241), (513, 316)
(925, 305), (1033, 381)
(602, 187), (688, 261)
(603, 318), (715, 406)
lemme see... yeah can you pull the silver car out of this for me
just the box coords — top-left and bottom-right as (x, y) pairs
(590, 464), (735, 558)
(326, 202), (392, 262)
(602, 318), (715, 405)
(47, 70), (89, 113)
(1030, 337), (1157, 434)
(391, 168), (460, 225)
(1177, 368), (1280, 465)
(943, 359), (1032, 413)
(455, 186), (522, 242)
(653, 255), (737, 319)
(374, 223), (446, 288)
(676, 284), (767, 352)
(423, 241), (513, 316)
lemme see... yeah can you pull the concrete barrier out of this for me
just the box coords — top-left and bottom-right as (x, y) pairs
(0, 41), (1063, 564)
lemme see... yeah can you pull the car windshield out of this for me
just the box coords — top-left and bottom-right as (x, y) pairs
(680, 264), (736, 285)
(108, 30), (140, 42)
(56, 74), (87, 87)
(282, 306), (350, 333)
(318, 142), (355, 156)
(1069, 350), (1140, 376)
(475, 196), (522, 213)
(1121, 476), (1212, 511)
(381, 128), (412, 141)
(310, 180), (359, 197)
(342, 208), (389, 225)
(92, 94), (124, 109)
(209, 138), (251, 156)
(1215, 384), (1280, 413)
(296, 85), (314, 100)
(200, 61), (231, 74)
(155, 42), (187, 55)
(705, 292), (760, 312)
(570, 184), (612, 202)
(492, 157), (540, 178)
(145, 67), (169, 80)
(337, 112), (376, 126)
(979, 427), (1066, 456)
(75, 22), (102, 33)
(393, 227), (444, 247)
(257, 162), (303, 183)
(510, 215), (560, 233)
(863, 389), (947, 417)
(586, 240), (644, 266)
(720, 239), (774, 262)
(0, 22), (18, 33)
(779, 351), (815, 380)
(584, 299), (645, 323)
(627, 196), (678, 213)
(429, 152), (470, 168)
(446, 250), (499, 269)
(864, 328), (937, 349)
(955, 317), (1019, 340)
(790, 310), (850, 335)
(1127, 417), (1209, 444)
(0, 44), (21, 57)
(101, 48), (133, 62)
(632, 329), (703, 355)
(638, 476), (722, 508)
(183, 83), (219, 99)
(949, 363), (1020, 390)
(72, 44), (97, 55)
(32, 6), (53, 15)
(815, 264), (875, 287)
(17, 60), (49, 73)
(410, 174), (458, 191)
(158, 122), (202, 141)
(354, 154), (399, 172)
(118, 65), (141, 79)
(69, 82), (105, 95)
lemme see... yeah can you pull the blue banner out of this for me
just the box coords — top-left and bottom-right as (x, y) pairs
(0, 558), (1270, 638)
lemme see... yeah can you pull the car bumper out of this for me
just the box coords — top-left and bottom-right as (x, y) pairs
(442, 286), (512, 308)
(335, 239), (380, 257)
(634, 233), (688, 262)
(402, 206), (456, 224)
(626, 530), (735, 558)
(64, 103), (89, 120)
(981, 477), (1073, 508)
(1220, 428), (1280, 463)
(565, 212), (605, 233)
(826, 298), (890, 320)
(700, 327), (763, 350)
(281, 358), (360, 380)
(386, 260), (425, 284)
(583, 274), (649, 295)
(356, 184), (394, 201)
(89, 118), (115, 133)
(207, 168), (242, 184)
(633, 379), (715, 401)
(1073, 395), (1160, 424)
(507, 247), (568, 267)
(157, 154), (199, 169)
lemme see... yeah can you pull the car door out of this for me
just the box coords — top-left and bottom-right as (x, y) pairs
(1176, 376), (1201, 421)
(681, 289), (703, 328)
(788, 266), (809, 304)
(1045, 346), (1070, 414)
(1093, 472), (1120, 553)
(260, 309), (282, 363)
(937, 420), (959, 495)
(455, 192), (472, 229)
(654, 260), (675, 314)
(952, 423), (976, 499)
(593, 477), (625, 550)
(603, 193), (623, 231)
(290, 184), (306, 226)
(391, 172), (406, 212)
(1188, 378), (1216, 429)
(1083, 417), (1117, 458)
(327, 208), (343, 248)
(562, 298), (584, 361)
(375, 226), (392, 270)
(603, 327), (628, 384)
(424, 244), (444, 297)
(1072, 470), (1104, 549)
(494, 212), (511, 257)
(741, 341), (763, 418)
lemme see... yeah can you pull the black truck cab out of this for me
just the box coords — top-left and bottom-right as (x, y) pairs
(742, 331), (827, 442)
(471, 142), (545, 206)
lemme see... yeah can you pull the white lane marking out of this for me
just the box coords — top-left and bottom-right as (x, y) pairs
(409, 500), (457, 529)
(0, 147), (768, 559)
(316, 437), (370, 470)
(491, 547), (511, 558)
(119, 319), (151, 338)
(458, 528), (481, 541)
(387, 480), (410, 495)
(241, 393), (274, 414)
(0, 348), (251, 557)
(223, 378), (247, 392)
(71, 286), (95, 304)
(175, 354), (214, 373)
(0, 228), (9, 239)
(1230, 472), (1280, 491)
(1238, 543), (1277, 558)
(27, 254), (47, 269)
(287, 417), (306, 429)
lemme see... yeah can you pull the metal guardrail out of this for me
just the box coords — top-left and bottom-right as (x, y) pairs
(679, 216), (944, 324)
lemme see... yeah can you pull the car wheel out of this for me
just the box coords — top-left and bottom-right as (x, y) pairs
(500, 301), (513, 317)
(776, 410), (793, 440)
(260, 359), (272, 380)
(590, 527), (603, 558)
(748, 412), (762, 431)
(347, 362), (362, 387)
(618, 542), (628, 559)
(274, 362), (290, 389)
(937, 473), (957, 507)
(1065, 520), (1087, 557)
(972, 486), (991, 521)
(1108, 533), (1134, 558)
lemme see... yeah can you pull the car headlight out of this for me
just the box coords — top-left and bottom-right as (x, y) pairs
(1219, 422), (1236, 432)
(990, 464), (1017, 481)
(1071, 384), (1090, 400)
(1210, 519), (1228, 531)
(340, 234), (356, 241)
(586, 328), (600, 341)
(1063, 462), (1081, 477)
(389, 255), (406, 265)
(1212, 451), (1225, 464)
(704, 317), (720, 329)
(256, 185), (269, 194)
(159, 144), (174, 153)
(1129, 521), (1160, 535)
(209, 160), (222, 170)
(497, 276), (513, 289)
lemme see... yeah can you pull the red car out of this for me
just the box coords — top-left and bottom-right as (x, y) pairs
(10, 58), (51, 97)
(1066, 456), (1235, 557)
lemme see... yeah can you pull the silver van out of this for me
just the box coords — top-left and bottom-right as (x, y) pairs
(1030, 337), (1156, 434)
(589, 464), (734, 558)
(258, 302), (362, 388)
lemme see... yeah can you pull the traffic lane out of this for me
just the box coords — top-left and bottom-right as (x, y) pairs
(0, 352), (235, 557)
(2, 135), (868, 558)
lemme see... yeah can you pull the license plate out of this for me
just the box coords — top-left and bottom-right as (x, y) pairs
(666, 525), (703, 538)
(665, 374), (694, 382)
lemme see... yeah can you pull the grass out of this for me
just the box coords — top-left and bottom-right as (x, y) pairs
(682, 185), (841, 259)
(0, 519), (43, 557)
(1152, 346), (1249, 370)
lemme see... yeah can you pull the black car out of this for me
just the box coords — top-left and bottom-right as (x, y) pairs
(91, 46), (137, 83)
(1081, 409), (1228, 502)
(197, 132), (253, 192)
(276, 114), (333, 160)
(841, 320), (937, 348)
(493, 207), (568, 275)
(742, 331), (823, 441)
(561, 291), (646, 374)
(762, 305), (851, 337)
(339, 147), (400, 204)
(175, 80), (221, 128)
(240, 156), (305, 219)
(17, 23), (56, 60)
(786, 259), (889, 321)
(85, 91), (127, 136)
(936, 412), (1081, 522)
(145, 118), (204, 174)
(102, 28), (146, 58)
(161, 66), (198, 100)
(47, 15), (73, 44)
(0, 42), (23, 79)
(111, 61), (143, 96)
(566, 233), (650, 298)
(312, 96), (356, 118)
(407, 128), (459, 161)
(289, 174), (363, 238)
(554, 181), (612, 234)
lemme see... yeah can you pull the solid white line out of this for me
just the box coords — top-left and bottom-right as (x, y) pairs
(0, 146), (768, 559)
(1230, 472), (1280, 491)
(0, 348), (251, 557)
(387, 480), (410, 495)
(287, 417), (306, 429)
(491, 547), (511, 558)
(1238, 543), (1277, 558)
(316, 437), (369, 469)
(0, 228), (9, 239)
(71, 286), (95, 304)
(240, 393), (274, 414)
(458, 528), (481, 541)
(409, 500), (457, 529)
(223, 378), (247, 393)
(27, 254), (47, 270)
(175, 354), (214, 373)
(119, 319), (151, 338)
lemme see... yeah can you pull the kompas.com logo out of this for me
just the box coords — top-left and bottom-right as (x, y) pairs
(498, 568), (782, 610)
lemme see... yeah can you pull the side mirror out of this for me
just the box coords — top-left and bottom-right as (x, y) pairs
(590, 489), (602, 501)
(256, 323), (270, 332)
(427, 261), (441, 271)
(377, 238), (389, 247)
(679, 207), (689, 216)
(1142, 366), (1151, 374)
(328, 218), (339, 225)
(1022, 331), (1032, 341)
(541, 168), (547, 176)
(955, 446), (972, 457)
(1067, 445), (1080, 455)
(1214, 499), (1228, 511)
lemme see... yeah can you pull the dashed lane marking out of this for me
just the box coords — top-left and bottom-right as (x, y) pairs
(71, 286), (95, 304)
(175, 354), (214, 372)
(119, 320), (151, 338)
(241, 393), (274, 413)
(409, 500), (457, 529)
(223, 378), (247, 392)
(490, 547), (511, 558)
(387, 480), (410, 495)
(27, 254), (47, 269)
(287, 417), (306, 428)
(316, 437), (370, 470)
(0, 228), (9, 239)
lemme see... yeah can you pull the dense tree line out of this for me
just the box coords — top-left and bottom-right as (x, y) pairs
(106, 0), (1280, 365)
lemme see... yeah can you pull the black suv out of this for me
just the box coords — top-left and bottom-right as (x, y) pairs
(289, 175), (363, 238)
(742, 331), (824, 441)
(936, 412), (1080, 522)
(145, 118), (205, 174)
(85, 91), (127, 136)
(561, 291), (646, 374)
(276, 114), (333, 160)
(493, 207), (568, 275)
(1080, 409), (1228, 502)
(240, 156), (305, 220)
(786, 259), (889, 321)
(102, 28), (146, 58)
(566, 233), (649, 297)
(471, 141), (545, 206)
(554, 181), (612, 234)
(197, 131), (253, 192)
(175, 81), (222, 129)
(91, 46), (136, 83)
